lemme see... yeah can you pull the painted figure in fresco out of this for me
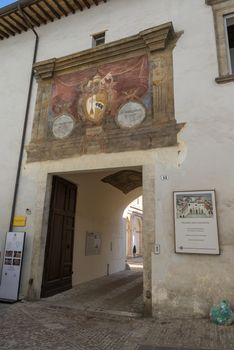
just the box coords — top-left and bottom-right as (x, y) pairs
(152, 57), (166, 86)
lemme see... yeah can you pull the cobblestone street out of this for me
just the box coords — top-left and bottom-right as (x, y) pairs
(0, 266), (234, 350)
(0, 300), (234, 350)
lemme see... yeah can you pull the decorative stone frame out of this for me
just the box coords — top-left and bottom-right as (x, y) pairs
(27, 22), (184, 162)
(206, 0), (234, 83)
(26, 162), (156, 317)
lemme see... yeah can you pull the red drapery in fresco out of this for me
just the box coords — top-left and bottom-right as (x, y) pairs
(51, 55), (149, 120)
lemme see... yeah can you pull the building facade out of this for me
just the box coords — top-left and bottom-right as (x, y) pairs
(0, 0), (234, 317)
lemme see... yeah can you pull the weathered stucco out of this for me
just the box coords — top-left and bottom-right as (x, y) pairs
(27, 23), (183, 162)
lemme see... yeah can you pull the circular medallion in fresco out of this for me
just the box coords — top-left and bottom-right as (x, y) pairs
(116, 101), (146, 129)
(52, 114), (74, 139)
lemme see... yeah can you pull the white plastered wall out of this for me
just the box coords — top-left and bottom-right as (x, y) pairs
(62, 171), (142, 285)
(0, 31), (35, 251)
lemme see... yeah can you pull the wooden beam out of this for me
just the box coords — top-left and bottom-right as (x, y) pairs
(35, 3), (54, 22)
(2, 17), (21, 34)
(62, 0), (75, 14)
(43, 0), (61, 19)
(23, 8), (41, 26)
(72, 0), (83, 11)
(82, 0), (91, 9)
(0, 0), (108, 39)
(0, 19), (16, 36)
(10, 13), (28, 31)
(53, 0), (68, 16)
(0, 28), (9, 38)
(29, 5), (47, 24)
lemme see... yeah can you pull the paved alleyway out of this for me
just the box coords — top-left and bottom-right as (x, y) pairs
(0, 265), (234, 350)
(41, 258), (143, 316)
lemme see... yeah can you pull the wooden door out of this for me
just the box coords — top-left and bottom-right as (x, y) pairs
(41, 176), (77, 298)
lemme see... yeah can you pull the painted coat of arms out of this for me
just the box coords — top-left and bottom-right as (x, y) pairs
(79, 72), (113, 125)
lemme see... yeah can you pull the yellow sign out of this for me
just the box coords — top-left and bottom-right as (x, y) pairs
(13, 216), (27, 227)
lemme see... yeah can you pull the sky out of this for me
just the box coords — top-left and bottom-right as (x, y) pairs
(0, 0), (16, 9)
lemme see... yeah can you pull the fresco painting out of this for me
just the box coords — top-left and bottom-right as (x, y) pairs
(51, 55), (150, 126)
(176, 193), (214, 219)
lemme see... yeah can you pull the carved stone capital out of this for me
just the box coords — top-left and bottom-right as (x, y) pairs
(139, 22), (176, 52)
(34, 58), (56, 80)
(206, 0), (230, 5)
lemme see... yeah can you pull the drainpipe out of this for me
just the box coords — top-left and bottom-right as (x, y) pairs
(9, 0), (39, 231)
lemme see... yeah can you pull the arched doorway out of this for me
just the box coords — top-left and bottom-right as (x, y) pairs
(40, 167), (145, 315)
(123, 196), (143, 258)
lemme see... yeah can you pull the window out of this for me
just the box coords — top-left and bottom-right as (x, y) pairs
(225, 14), (234, 74)
(207, 0), (234, 83)
(92, 32), (105, 48)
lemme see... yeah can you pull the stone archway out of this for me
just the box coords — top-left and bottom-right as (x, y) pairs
(27, 163), (155, 316)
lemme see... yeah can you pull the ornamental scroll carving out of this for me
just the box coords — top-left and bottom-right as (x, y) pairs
(27, 22), (185, 162)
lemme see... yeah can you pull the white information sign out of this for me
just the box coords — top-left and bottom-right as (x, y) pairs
(173, 191), (220, 255)
(85, 232), (102, 256)
(0, 232), (26, 302)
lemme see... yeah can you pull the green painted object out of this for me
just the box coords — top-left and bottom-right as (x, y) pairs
(210, 300), (234, 326)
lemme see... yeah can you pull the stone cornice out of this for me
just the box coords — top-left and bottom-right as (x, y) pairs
(215, 74), (234, 83)
(206, 0), (231, 5)
(26, 121), (186, 163)
(33, 22), (176, 80)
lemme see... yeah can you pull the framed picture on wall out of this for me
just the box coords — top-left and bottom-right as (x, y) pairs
(173, 190), (220, 255)
(85, 232), (102, 256)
